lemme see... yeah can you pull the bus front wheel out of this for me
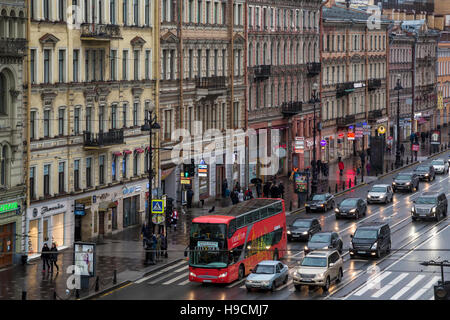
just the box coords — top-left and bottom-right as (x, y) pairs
(238, 264), (245, 280)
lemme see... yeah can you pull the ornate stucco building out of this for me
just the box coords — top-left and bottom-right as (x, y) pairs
(24, 0), (159, 258)
(0, 0), (26, 268)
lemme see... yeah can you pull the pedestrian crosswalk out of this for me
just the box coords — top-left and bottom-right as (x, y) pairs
(347, 271), (440, 300)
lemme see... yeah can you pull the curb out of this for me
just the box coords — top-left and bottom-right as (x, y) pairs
(377, 161), (420, 179)
(82, 258), (186, 300)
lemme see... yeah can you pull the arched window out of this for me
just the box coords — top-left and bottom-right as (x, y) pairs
(263, 43), (267, 65)
(296, 43), (300, 64)
(248, 43), (253, 66)
(0, 145), (7, 186)
(256, 43), (260, 65)
(303, 44), (306, 64)
(0, 71), (9, 115)
(277, 43), (280, 65)
(283, 43), (287, 65)
(271, 83), (274, 107)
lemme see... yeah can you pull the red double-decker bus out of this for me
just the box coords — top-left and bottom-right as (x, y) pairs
(186, 198), (287, 284)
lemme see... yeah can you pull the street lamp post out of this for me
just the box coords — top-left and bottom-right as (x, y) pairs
(310, 83), (320, 196)
(141, 109), (160, 233)
(395, 75), (403, 168)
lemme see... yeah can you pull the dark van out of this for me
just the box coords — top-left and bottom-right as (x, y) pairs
(349, 222), (391, 259)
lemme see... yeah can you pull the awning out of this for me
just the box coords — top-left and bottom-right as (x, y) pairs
(98, 201), (117, 212)
(135, 148), (145, 154)
(123, 150), (133, 155)
(161, 167), (175, 180)
(112, 151), (122, 157)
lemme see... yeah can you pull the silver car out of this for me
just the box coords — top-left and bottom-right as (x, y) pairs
(431, 159), (449, 174)
(245, 260), (289, 292)
(367, 184), (394, 204)
(293, 250), (343, 291)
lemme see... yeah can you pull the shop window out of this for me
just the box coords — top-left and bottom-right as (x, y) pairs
(52, 213), (64, 246)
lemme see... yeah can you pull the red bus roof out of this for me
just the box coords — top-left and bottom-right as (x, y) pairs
(191, 198), (284, 225)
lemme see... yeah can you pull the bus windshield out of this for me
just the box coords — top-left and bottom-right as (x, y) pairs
(190, 223), (227, 241)
(189, 248), (229, 269)
(189, 223), (228, 268)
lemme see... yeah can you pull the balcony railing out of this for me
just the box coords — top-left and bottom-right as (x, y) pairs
(336, 82), (355, 98)
(307, 62), (321, 77)
(83, 129), (124, 148)
(195, 76), (227, 89)
(336, 115), (356, 127)
(80, 23), (121, 40)
(253, 65), (271, 81)
(368, 109), (382, 121)
(368, 78), (382, 91)
(281, 101), (303, 116)
(0, 38), (26, 56)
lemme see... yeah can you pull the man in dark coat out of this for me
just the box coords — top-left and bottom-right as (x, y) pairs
(50, 243), (59, 273)
(222, 179), (228, 198)
(187, 188), (194, 208)
(41, 243), (50, 272)
(256, 181), (262, 197)
(263, 181), (271, 198)
(278, 182), (285, 199)
(270, 183), (280, 198)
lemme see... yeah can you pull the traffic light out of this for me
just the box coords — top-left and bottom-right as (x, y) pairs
(189, 158), (195, 177)
(183, 164), (190, 178)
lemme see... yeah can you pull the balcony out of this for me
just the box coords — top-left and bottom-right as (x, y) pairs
(0, 38), (26, 57)
(281, 101), (303, 116)
(307, 63), (321, 77)
(195, 76), (227, 89)
(253, 65), (271, 81)
(336, 115), (356, 127)
(83, 129), (124, 149)
(80, 24), (121, 41)
(368, 79), (382, 91)
(368, 109), (382, 121)
(336, 82), (355, 98)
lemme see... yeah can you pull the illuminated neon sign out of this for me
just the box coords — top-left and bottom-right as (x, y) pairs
(0, 202), (18, 214)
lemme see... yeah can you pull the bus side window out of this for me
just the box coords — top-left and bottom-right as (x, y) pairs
(228, 220), (236, 238)
(245, 212), (254, 225)
(260, 207), (268, 219)
(272, 228), (283, 246)
(253, 210), (260, 222)
(236, 216), (245, 229)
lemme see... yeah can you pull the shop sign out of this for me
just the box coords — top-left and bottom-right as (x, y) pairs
(377, 125), (386, 135)
(412, 144), (420, 151)
(76, 197), (92, 207)
(431, 130), (441, 145)
(73, 242), (96, 277)
(0, 201), (18, 215)
(181, 178), (191, 185)
(34, 202), (66, 216)
(294, 137), (304, 154)
(355, 127), (364, 138)
(376, 117), (388, 124)
(122, 185), (142, 195)
(347, 132), (355, 140)
(363, 125), (371, 135)
(74, 203), (86, 216)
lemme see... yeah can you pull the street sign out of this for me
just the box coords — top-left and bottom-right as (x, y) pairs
(151, 199), (164, 214)
(347, 132), (355, 140)
(320, 139), (327, 146)
(377, 125), (386, 135)
(152, 214), (165, 225)
(294, 137), (305, 153)
(412, 144), (420, 151)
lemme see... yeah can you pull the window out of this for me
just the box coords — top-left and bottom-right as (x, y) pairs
(123, 0), (128, 25)
(112, 156), (117, 181)
(222, 2), (226, 24)
(43, 164), (50, 195)
(134, 50), (139, 80)
(86, 106), (92, 132)
(85, 49), (89, 81)
(43, 0), (50, 20)
(58, 0), (65, 21)
(123, 103), (127, 127)
(233, 102), (239, 128)
(145, 50), (150, 79)
(214, 1), (218, 24)
(122, 50), (128, 80)
(197, 0), (202, 23)
(74, 160), (80, 190)
(30, 49), (36, 84)
(99, 50), (104, 81)
(58, 50), (66, 82)
(110, 0), (116, 24)
(92, 50), (97, 81)
(133, 102), (138, 126)
(30, 167), (36, 199)
(58, 162), (65, 193)
(73, 107), (80, 135)
(110, 49), (117, 80)
(86, 157), (92, 187)
(133, 0), (139, 25)
(99, 155), (105, 184)
(111, 104), (117, 129)
(44, 110), (50, 137)
(206, 1), (211, 24)
(164, 109), (173, 140)
(133, 153), (138, 176)
(30, 110), (37, 139)
(122, 155), (127, 178)
(43, 49), (51, 83)
(72, 49), (79, 82)
(58, 108), (65, 135)
(99, 105), (105, 132)
(0, 146), (7, 186)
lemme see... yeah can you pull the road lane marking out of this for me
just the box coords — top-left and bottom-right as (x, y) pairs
(135, 260), (187, 284)
(371, 273), (409, 298)
(391, 274), (425, 300)
(162, 272), (189, 285)
(178, 279), (191, 286)
(227, 278), (246, 288)
(353, 272), (392, 296)
(276, 279), (293, 291)
(408, 276), (440, 300)
(148, 265), (188, 284)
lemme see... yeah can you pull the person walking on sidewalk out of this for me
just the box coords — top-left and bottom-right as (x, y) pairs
(255, 181), (262, 198)
(244, 187), (253, 200)
(222, 179), (228, 198)
(400, 143), (405, 156)
(279, 182), (285, 199)
(160, 231), (168, 258)
(238, 189), (244, 202)
(366, 162), (371, 176)
(49, 243), (59, 273)
(41, 243), (50, 273)
(171, 209), (179, 231)
(263, 181), (271, 197)
(338, 160), (344, 176)
(187, 188), (194, 208)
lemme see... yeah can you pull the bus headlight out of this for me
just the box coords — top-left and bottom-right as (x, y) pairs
(190, 272), (197, 277)
(218, 272), (227, 278)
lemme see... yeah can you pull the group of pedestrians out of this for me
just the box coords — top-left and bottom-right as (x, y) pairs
(222, 179), (255, 205)
(41, 242), (59, 273)
(262, 180), (285, 199)
(141, 223), (168, 265)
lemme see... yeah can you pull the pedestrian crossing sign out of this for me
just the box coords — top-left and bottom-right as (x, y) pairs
(151, 200), (164, 214)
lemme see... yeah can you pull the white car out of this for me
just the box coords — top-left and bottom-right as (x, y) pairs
(431, 159), (449, 174)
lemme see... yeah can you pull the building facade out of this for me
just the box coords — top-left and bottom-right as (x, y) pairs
(158, 0), (246, 205)
(24, 0), (159, 258)
(321, 2), (390, 163)
(0, 0), (27, 268)
(437, 31), (450, 129)
(247, 0), (321, 178)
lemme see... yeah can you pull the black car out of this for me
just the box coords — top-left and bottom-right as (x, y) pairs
(304, 232), (343, 254)
(413, 165), (435, 182)
(411, 192), (448, 222)
(335, 198), (367, 220)
(305, 193), (335, 213)
(349, 222), (391, 259)
(392, 172), (419, 192)
(287, 218), (321, 241)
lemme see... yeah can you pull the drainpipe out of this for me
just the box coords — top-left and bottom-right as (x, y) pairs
(319, 0), (330, 163)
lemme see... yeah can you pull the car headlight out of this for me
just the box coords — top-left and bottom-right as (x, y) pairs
(315, 273), (325, 279)
(367, 195), (371, 199)
(190, 272), (197, 277)
(320, 204), (324, 207)
(304, 246), (309, 251)
(425, 173), (429, 176)
(349, 242), (353, 249)
(392, 182), (396, 185)
(218, 272), (227, 278)
(349, 208), (356, 213)
(411, 207), (415, 212)
(371, 242), (378, 250)
(261, 281), (270, 286)
(405, 182), (411, 185)
(432, 207), (436, 213)
(287, 230), (291, 235)
(335, 208), (339, 213)
(302, 231), (308, 235)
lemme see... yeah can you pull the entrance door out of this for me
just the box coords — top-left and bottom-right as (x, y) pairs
(216, 165), (224, 199)
(74, 215), (82, 242)
(43, 218), (50, 244)
(0, 224), (14, 268)
(99, 211), (105, 236)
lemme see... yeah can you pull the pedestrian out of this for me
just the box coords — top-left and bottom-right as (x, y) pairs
(235, 181), (240, 193)
(263, 181), (271, 197)
(231, 190), (239, 204)
(256, 181), (262, 198)
(156, 234), (162, 261)
(171, 209), (179, 231)
(141, 222), (149, 247)
(245, 187), (253, 200)
(400, 143), (405, 156)
(238, 189), (244, 202)
(338, 160), (344, 176)
(187, 188), (194, 208)
(279, 182), (285, 199)
(41, 243), (51, 272)
(160, 231), (168, 258)
(222, 179), (228, 198)
(356, 165), (361, 176)
(270, 183), (280, 198)
(49, 243), (59, 273)
(366, 162), (371, 176)
(151, 233), (157, 264)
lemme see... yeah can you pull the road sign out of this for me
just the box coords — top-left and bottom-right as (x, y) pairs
(377, 125), (386, 135)
(412, 144), (420, 152)
(320, 139), (327, 146)
(151, 199), (164, 214)
(347, 132), (355, 140)
(294, 137), (305, 153)
(152, 214), (165, 225)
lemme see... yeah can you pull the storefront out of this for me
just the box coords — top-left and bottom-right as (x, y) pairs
(26, 199), (70, 259)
